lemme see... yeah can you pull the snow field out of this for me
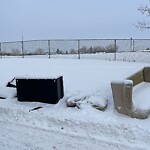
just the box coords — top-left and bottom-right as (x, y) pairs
(0, 57), (150, 149)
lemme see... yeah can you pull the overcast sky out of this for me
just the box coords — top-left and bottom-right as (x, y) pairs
(0, 0), (149, 42)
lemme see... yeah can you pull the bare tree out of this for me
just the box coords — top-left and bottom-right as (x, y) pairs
(137, 2), (150, 29)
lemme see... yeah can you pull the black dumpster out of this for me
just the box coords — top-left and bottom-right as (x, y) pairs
(16, 76), (64, 104)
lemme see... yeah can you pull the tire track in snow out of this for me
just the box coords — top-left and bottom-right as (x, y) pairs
(0, 120), (147, 150)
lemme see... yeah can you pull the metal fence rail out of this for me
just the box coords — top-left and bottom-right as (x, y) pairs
(0, 39), (150, 62)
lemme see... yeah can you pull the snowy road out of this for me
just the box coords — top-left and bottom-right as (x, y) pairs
(0, 120), (147, 150)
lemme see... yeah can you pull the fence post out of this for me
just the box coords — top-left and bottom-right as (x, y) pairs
(0, 42), (2, 58)
(114, 39), (117, 61)
(21, 40), (24, 58)
(130, 38), (132, 52)
(78, 40), (80, 59)
(133, 40), (135, 52)
(48, 40), (51, 58)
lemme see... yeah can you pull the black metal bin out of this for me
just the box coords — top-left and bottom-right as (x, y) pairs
(16, 76), (64, 104)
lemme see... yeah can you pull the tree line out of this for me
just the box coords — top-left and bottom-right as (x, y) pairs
(1, 44), (119, 56)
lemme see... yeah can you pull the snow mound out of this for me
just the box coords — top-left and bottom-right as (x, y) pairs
(0, 86), (16, 99)
(86, 95), (107, 110)
(66, 93), (107, 111)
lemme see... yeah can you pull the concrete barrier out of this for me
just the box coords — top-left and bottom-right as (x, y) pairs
(111, 67), (150, 119)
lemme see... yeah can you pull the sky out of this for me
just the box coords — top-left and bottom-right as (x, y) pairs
(0, 0), (150, 42)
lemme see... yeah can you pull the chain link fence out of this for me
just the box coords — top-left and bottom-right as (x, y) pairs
(0, 39), (150, 62)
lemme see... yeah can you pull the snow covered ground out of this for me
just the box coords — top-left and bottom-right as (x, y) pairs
(0, 57), (150, 150)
